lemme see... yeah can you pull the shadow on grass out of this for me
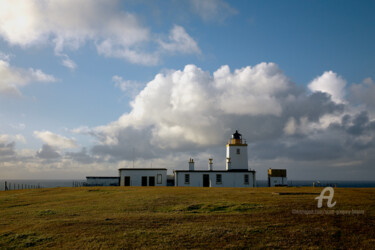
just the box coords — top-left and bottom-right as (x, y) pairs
(171, 202), (263, 213)
(0, 232), (53, 248)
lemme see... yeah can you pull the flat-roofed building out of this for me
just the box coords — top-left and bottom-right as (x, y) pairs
(118, 168), (167, 187)
(268, 168), (287, 187)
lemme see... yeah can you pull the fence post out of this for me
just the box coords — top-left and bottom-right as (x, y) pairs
(5, 181), (8, 191)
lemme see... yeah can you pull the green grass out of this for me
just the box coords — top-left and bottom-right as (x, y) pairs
(0, 187), (374, 249)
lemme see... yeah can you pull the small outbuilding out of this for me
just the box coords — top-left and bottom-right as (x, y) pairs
(118, 168), (167, 186)
(268, 168), (287, 187)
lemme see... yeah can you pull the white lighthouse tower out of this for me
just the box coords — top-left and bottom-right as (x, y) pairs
(226, 130), (248, 171)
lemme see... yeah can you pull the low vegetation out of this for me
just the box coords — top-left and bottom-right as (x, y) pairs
(0, 187), (374, 248)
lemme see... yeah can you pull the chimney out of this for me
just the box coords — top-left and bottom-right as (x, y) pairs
(208, 158), (213, 171)
(226, 157), (231, 171)
(189, 158), (195, 171)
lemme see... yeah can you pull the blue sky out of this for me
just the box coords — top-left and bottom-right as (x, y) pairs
(1, 0), (375, 180)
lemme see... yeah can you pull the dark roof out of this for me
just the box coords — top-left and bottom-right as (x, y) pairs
(232, 130), (242, 139)
(118, 168), (167, 171)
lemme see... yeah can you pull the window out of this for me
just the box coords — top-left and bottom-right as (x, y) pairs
(236, 148), (240, 154)
(216, 174), (222, 184)
(244, 174), (249, 185)
(157, 174), (162, 184)
(184, 174), (190, 184)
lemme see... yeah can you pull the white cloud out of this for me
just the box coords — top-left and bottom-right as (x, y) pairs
(0, 59), (56, 96)
(112, 75), (144, 97)
(190, 0), (237, 22)
(308, 71), (347, 103)
(92, 63), (294, 150)
(0, 134), (26, 144)
(284, 117), (296, 135)
(34, 131), (78, 149)
(61, 57), (77, 70)
(350, 78), (375, 109)
(159, 25), (201, 54)
(0, 51), (11, 61)
(96, 42), (158, 65)
(0, 0), (175, 66)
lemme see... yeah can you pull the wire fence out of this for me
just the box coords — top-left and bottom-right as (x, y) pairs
(4, 181), (44, 191)
(3, 180), (86, 191)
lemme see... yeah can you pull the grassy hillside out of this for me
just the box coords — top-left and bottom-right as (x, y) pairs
(0, 187), (374, 249)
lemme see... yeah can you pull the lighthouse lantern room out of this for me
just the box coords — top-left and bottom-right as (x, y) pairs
(226, 130), (248, 171)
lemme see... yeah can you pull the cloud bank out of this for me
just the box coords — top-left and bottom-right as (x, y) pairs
(0, 0), (201, 67)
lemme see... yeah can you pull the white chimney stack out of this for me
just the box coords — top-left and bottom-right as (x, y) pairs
(226, 157), (231, 170)
(208, 158), (213, 171)
(189, 158), (195, 171)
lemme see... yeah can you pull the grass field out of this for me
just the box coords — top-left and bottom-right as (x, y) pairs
(0, 186), (374, 249)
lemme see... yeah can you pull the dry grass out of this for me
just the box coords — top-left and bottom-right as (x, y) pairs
(0, 187), (374, 249)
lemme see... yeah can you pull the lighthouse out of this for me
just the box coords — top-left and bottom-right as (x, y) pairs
(174, 130), (256, 187)
(226, 130), (248, 171)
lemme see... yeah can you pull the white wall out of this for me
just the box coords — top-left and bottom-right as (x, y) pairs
(119, 169), (167, 186)
(226, 145), (248, 170)
(175, 171), (255, 187)
(269, 176), (288, 187)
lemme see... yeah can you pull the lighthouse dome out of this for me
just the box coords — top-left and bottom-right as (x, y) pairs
(232, 130), (242, 139)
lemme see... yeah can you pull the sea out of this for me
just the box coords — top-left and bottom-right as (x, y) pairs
(1, 179), (375, 191)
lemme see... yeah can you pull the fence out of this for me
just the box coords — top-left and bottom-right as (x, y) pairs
(4, 181), (43, 191)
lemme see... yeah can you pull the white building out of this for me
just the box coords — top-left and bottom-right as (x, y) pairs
(268, 168), (287, 187)
(118, 168), (167, 186)
(174, 130), (256, 187)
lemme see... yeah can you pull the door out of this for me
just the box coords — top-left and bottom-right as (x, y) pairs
(141, 176), (147, 186)
(149, 176), (155, 186)
(124, 176), (130, 186)
(203, 174), (210, 187)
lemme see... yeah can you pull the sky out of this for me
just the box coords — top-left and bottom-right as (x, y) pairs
(1, 0), (375, 180)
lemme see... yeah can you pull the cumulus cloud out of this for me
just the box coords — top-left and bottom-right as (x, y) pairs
(308, 71), (347, 103)
(0, 135), (29, 163)
(350, 78), (375, 109)
(36, 144), (61, 159)
(0, 59), (56, 96)
(0, 141), (16, 162)
(158, 25), (201, 54)
(0, 0), (200, 66)
(34, 131), (78, 149)
(190, 0), (237, 22)
(86, 63), (344, 163)
(0, 134), (26, 144)
(65, 148), (95, 164)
